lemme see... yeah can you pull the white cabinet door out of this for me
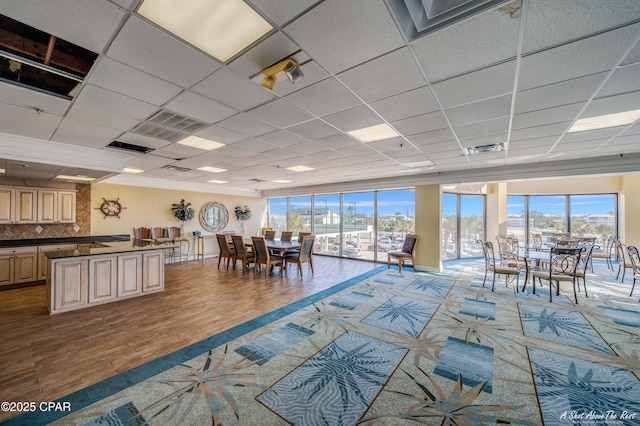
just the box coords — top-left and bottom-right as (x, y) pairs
(0, 188), (14, 223)
(37, 190), (58, 223)
(37, 245), (77, 280)
(52, 259), (87, 312)
(57, 191), (76, 223)
(89, 256), (117, 304)
(143, 251), (164, 292)
(0, 256), (13, 285)
(15, 189), (37, 223)
(118, 253), (142, 297)
(14, 253), (37, 283)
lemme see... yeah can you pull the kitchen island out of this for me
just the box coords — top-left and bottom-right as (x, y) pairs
(46, 239), (175, 314)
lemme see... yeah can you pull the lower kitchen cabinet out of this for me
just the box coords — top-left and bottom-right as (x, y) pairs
(47, 249), (165, 314)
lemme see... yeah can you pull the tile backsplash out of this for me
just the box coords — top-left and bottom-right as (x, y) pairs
(0, 184), (91, 240)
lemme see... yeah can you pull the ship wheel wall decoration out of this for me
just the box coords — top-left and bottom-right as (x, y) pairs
(97, 198), (125, 218)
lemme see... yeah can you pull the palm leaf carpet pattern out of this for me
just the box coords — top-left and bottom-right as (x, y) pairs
(10, 260), (640, 425)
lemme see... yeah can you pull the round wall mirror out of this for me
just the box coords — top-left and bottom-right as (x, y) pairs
(199, 202), (229, 233)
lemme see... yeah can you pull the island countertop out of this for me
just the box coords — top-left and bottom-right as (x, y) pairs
(0, 234), (131, 248)
(45, 239), (177, 259)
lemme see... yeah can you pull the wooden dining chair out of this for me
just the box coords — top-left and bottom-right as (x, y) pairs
(280, 231), (293, 242)
(251, 236), (284, 277)
(232, 235), (254, 274)
(133, 227), (151, 240)
(216, 234), (236, 270)
(263, 230), (276, 240)
(387, 234), (418, 273)
(151, 227), (168, 239)
(297, 232), (311, 242)
(285, 235), (315, 276)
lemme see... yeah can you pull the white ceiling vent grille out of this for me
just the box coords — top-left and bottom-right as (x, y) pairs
(465, 142), (506, 155)
(389, 0), (511, 41)
(131, 110), (210, 143)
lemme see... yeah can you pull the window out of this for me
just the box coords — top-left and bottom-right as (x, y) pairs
(268, 189), (416, 263)
(442, 193), (485, 260)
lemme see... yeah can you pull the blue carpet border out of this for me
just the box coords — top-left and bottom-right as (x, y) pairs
(4, 266), (388, 425)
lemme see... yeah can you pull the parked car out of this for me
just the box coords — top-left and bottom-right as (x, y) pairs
(367, 243), (390, 252)
(333, 248), (362, 258)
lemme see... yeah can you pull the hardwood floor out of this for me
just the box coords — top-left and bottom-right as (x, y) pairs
(0, 255), (378, 422)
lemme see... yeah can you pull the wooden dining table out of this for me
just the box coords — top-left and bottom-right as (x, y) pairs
(239, 239), (302, 255)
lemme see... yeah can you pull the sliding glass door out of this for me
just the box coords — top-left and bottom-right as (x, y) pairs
(442, 193), (485, 260)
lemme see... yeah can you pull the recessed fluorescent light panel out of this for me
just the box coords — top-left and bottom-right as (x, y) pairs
(198, 166), (227, 173)
(348, 124), (400, 143)
(0, 168), (5, 174)
(286, 165), (314, 172)
(568, 109), (640, 133)
(177, 136), (225, 151)
(404, 160), (434, 168)
(273, 179), (292, 183)
(208, 179), (228, 184)
(123, 168), (144, 173)
(55, 175), (95, 182)
(137, 0), (273, 62)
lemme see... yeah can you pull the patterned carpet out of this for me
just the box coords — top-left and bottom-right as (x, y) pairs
(7, 260), (640, 425)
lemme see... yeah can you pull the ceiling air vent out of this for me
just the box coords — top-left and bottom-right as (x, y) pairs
(465, 142), (506, 155)
(162, 164), (192, 172)
(106, 141), (154, 154)
(131, 110), (210, 143)
(388, 0), (511, 41)
(249, 178), (266, 183)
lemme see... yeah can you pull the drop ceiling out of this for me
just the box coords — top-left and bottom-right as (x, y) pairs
(0, 0), (639, 198)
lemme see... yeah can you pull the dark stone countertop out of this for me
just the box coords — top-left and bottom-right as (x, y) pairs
(0, 234), (131, 248)
(45, 239), (177, 259)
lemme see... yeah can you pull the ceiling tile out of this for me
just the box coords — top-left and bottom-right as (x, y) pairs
(107, 15), (220, 87)
(460, 132), (508, 148)
(249, 0), (319, 26)
(287, 119), (341, 140)
(194, 125), (247, 145)
(518, 23), (640, 90)
(116, 132), (172, 151)
(88, 57), (183, 106)
(514, 73), (608, 113)
(453, 116), (510, 139)
(258, 130), (308, 147)
(284, 0), (404, 73)
(412, 3), (520, 81)
(582, 91), (640, 118)
(285, 77), (362, 117)
(512, 103), (585, 130)
(0, 117), (55, 140)
(163, 91), (237, 124)
(336, 48), (426, 102)
(369, 86), (438, 122)
(248, 99), (314, 128)
(217, 113), (279, 137)
(228, 31), (302, 78)
(510, 122), (569, 141)
(0, 84), (71, 116)
(523, 0), (640, 53)
(431, 60), (516, 108)
(51, 128), (112, 149)
(74, 84), (158, 120)
(391, 111), (449, 136)
(65, 103), (139, 131)
(192, 67), (276, 111)
(446, 95), (512, 127)
(598, 63), (640, 98)
(322, 105), (383, 132)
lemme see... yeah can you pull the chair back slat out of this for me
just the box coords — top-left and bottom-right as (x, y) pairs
(280, 231), (293, 242)
(167, 226), (182, 238)
(264, 230), (276, 240)
(133, 227), (151, 240)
